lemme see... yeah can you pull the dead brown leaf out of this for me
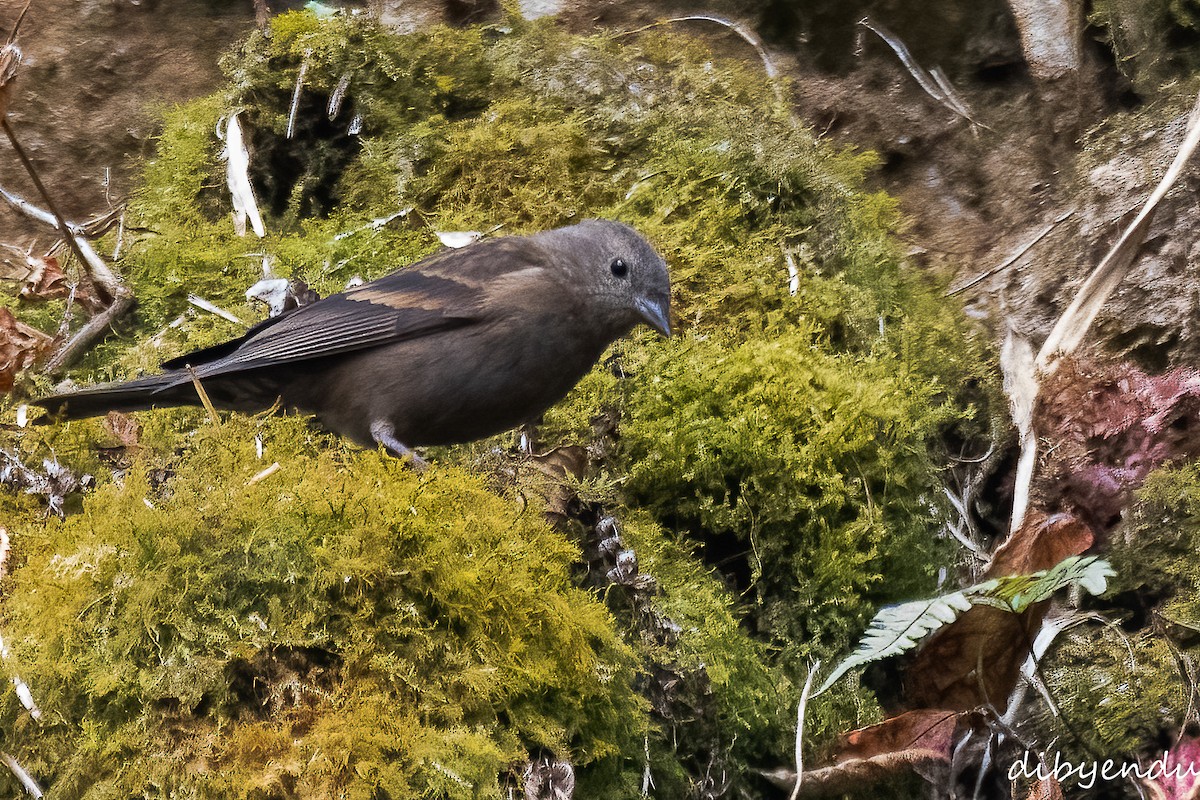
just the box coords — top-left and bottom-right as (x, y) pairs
(18, 254), (69, 301)
(901, 511), (1093, 711)
(988, 511), (1095, 577)
(783, 711), (966, 795)
(0, 306), (50, 391)
(526, 445), (588, 524)
(903, 602), (1042, 710)
(838, 709), (962, 762)
(102, 411), (141, 449)
(1024, 777), (1065, 800)
(791, 749), (950, 796)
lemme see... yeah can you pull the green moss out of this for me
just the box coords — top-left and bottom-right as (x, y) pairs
(1032, 462), (1200, 760)
(1, 416), (645, 798)
(619, 330), (961, 658)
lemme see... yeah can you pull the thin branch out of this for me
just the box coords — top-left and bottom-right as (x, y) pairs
(0, 751), (42, 798)
(186, 366), (221, 426)
(859, 18), (990, 132)
(947, 210), (1074, 296)
(247, 462), (282, 485)
(187, 294), (243, 325)
(788, 659), (820, 800)
(286, 50), (311, 140)
(254, 0), (270, 29)
(5, 1), (32, 45)
(42, 293), (134, 376)
(0, 133), (136, 373)
(1001, 329), (1038, 531)
(1, 119), (124, 303)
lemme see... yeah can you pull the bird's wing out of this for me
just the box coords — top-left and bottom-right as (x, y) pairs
(170, 240), (552, 380)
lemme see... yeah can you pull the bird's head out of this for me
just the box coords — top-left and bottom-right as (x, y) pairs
(538, 219), (672, 338)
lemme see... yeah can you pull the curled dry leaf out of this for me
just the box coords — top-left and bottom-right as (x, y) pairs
(246, 277), (321, 318)
(525, 444), (588, 524)
(779, 710), (964, 796)
(0, 41), (20, 120)
(18, 254), (69, 301)
(838, 709), (962, 763)
(988, 511), (1095, 576)
(0, 307), (51, 391)
(1, 248), (99, 308)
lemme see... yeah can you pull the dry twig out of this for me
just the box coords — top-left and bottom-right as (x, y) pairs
(1, 121), (126, 305)
(788, 659), (820, 800)
(859, 18), (990, 132)
(0, 751), (42, 798)
(186, 366), (222, 426)
(947, 211), (1074, 296)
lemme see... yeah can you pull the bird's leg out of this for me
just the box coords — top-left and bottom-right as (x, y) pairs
(369, 420), (428, 471)
(518, 420), (539, 455)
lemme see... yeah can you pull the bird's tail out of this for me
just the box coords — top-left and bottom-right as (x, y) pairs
(33, 373), (197, 421)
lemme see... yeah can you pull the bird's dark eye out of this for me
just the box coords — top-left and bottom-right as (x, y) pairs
(610, 258), (628, 278)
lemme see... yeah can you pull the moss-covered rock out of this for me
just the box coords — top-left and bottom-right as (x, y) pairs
(2, 416), (644, 798)
(2, 9), (993, 797)
(1090, 0), (1200, 95)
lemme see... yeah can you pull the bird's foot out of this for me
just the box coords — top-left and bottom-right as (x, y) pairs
(518, 421), (538, 456)
(369, 420), (428, 471)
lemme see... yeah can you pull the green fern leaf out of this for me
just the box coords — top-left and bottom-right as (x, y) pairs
(814, 591), (974, 696)
(815, 555), (1113, 696)
(982, 555), (1115, 612)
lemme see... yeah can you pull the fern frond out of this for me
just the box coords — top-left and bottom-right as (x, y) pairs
(815, 555), (1114, 696)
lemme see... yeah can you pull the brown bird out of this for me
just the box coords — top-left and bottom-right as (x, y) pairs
(35, 220), (671, 462)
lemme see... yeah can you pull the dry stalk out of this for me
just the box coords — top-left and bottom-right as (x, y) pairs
(788, 659), (820, 800)
(947, 210), (1074, 296)
(186, 366), (221, 426)
(0, 750), (42, 798)
(42, 293), (135, 375)
(859, 18), (990, 132)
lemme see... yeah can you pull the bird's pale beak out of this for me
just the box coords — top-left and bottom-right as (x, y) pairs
(635, 296), (672, 337)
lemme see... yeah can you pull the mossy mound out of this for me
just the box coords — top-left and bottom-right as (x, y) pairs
(2, 9), (993, 798)
(2, 416), (643, 798)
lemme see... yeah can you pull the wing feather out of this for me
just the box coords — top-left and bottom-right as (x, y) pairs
(176, 238), (552, 380)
